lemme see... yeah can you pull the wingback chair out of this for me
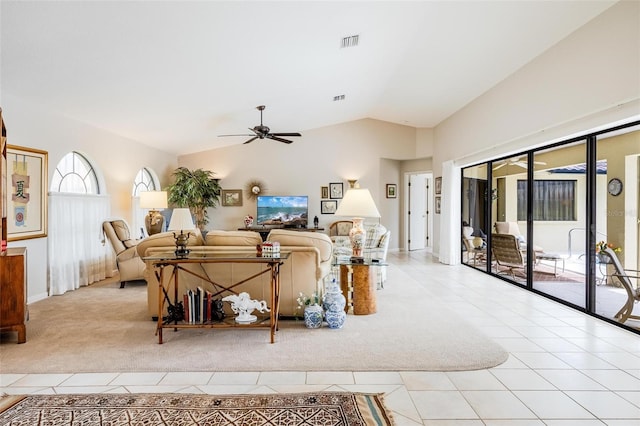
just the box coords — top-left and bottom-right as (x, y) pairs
(102, 219), (145, 288)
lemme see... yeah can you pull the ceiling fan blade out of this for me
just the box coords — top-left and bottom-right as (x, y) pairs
(243, 136), (259, 144)
(534, 160), (547, 165)
(267, 135), (293, 144)
(218, 133), (255, 137)
(270, 132), (301, 137)
(493, 162), (506, 170)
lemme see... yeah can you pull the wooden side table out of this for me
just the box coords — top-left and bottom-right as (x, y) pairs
(339, 263), (378, 315)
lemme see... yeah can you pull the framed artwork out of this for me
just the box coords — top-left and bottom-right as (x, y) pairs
(435, 196), (441, 214)
(321, 186), (329, 199)
(6, 145), (48, 241)
(386, 184), (397, 198)
(321, 200), (337, 214)
(435, 177), (442, 195)
(329, 182), (343, 199)
(221, 189), (243, 207)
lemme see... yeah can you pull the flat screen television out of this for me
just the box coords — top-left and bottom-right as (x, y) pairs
(256, 195), (308, 228)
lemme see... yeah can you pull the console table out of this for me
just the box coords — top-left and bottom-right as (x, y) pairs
(143, 251), (290, 344)
(238, 226), (325, 241)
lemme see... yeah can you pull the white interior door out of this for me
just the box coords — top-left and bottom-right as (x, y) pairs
(407, 173), (431, 251)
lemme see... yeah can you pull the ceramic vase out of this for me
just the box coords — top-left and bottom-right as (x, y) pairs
(349, 218), (365, 256)
(303, 304), (323, 329)
(323, 279), (346, 329)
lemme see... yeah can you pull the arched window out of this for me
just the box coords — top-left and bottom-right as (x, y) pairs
(48, 151), (111, 295)
(50, 151), (99, 194)
(132, 167), (157, 196)
(131, 167), (163, 237)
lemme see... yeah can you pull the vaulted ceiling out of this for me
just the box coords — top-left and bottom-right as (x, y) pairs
(1, 1), (617, 155)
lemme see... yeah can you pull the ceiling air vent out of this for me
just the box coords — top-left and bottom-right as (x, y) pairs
(341, 35), (359, 48)
(333, 95), (345, 102)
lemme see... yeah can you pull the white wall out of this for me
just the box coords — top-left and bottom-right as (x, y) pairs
(177, 118), (418, 250)
(2, 95), (177, 302)
(433, 1), (640, 260)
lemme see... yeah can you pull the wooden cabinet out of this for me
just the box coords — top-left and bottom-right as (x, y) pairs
(0, 247), (27, 343)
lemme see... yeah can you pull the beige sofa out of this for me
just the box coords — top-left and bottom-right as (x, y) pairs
(136, 229), (333, 319)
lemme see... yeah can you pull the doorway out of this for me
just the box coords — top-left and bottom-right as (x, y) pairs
(405, 172), (432, 251)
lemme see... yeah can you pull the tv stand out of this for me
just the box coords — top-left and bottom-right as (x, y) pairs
(238, 226), (324, 241)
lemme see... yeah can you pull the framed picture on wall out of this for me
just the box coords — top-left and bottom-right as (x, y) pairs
(6, 145), (48, 241)
(435, 196), (441, 214)
(321, 200), (337, 214)
(321, 186), (329, 199)
(221, 189), (243, 206)
(386, 184), (397, 198)
(435, 177), (442, 195)
(329, 182), (343, 199)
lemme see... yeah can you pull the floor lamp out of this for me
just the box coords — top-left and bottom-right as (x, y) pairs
(140, 191), (168, 236)
(334, 186), (381, 257)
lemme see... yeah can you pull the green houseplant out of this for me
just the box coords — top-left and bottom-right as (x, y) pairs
(165, 167), (221, 232)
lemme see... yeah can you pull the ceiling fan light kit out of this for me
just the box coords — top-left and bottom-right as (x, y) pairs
(219, 105), (302, 145)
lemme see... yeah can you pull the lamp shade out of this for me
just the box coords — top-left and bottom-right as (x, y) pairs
(334, 188), (381, 218)
(168, 208), (195, 231)
(140, 191), (168, 209)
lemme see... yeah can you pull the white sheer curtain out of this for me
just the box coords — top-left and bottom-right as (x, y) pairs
(48, 192), (115, 295)
(438, 160), (462, 265)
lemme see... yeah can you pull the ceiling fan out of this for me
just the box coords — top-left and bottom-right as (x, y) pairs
(218, 105), (302, 144)
(493, 156), (547, 170)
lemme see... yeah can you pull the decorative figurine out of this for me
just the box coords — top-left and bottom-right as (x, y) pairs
(222, 292), (270, 323)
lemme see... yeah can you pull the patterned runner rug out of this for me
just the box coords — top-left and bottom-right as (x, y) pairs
(0, 392), (393, 425)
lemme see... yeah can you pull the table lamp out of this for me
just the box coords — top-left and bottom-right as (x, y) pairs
(334, 184), (380, 257)
(168, 208), (195, 257)
(140, 191), (168, 235)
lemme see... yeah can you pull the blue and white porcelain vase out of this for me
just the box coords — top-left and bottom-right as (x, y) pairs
(303, 304), (323, 329)
(323, 279), (346, 329)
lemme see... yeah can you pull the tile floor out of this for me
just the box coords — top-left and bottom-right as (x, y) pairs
(1, 250), (639, 425)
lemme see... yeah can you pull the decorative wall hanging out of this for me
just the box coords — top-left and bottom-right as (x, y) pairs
(222, 189), (243, 206)
(6, 145), (48, 241)
(245, 179), (266, 200)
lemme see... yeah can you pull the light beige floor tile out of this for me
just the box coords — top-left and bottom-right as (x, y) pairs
(208, 372), (259, 385)
(445, 370), (506, 390)
(580, 370), (640, 391)
(197, 384), (259, 394)
(409, 391), (478, 420)
(0, 374), (26, 386)
(491, 338), (546, 352)
(527, 338), (585, 352)
(54, 386), (121, 394)
(384, 386), (421, 423)
(541, 421), (605, 426)
(257, 371), (306, 385)
(490, 369), (555, 390)
(0, 386), (51, 395)
(124, 385), (191, 393)
(594, 352), (640, 370)
(461, 390), (536, 419)
(109, 372), (166, 386)
(400, 372), (456, 391)
(354, 371), (403, 384)
(552, 352), (617, 369)
(423, 421), (484, 425)
(158, 372), (212, 385)
(491, 355), (529, 369)
(60, 373), (120, 386)
(565, 391), (640, 419)
(10, 373), (72, 387)
(483, 421), (545, 426)
(266, 385), (332, 393)
(511, 352), (572, 369)
(535, 369), (606, 391)
(306, 371), (354, 384)
(513, 390), (595, 419)
(616, 391), (640, 407)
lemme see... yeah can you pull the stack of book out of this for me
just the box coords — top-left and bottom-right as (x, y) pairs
(182, 287), (225, 323)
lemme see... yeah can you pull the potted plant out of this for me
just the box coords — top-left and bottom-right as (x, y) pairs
(165, 167), (221, 232)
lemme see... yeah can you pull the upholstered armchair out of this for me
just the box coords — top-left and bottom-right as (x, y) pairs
(494, 221), (544, 255)
(102, 219), (145, 288)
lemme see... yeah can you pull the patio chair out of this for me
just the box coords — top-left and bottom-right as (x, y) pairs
(604, 247), (640, 324)
(491, 233), (529, 279)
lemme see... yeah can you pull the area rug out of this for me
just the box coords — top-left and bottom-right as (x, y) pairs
(0, 264), (508, 372)
(0, 392), (393, 425)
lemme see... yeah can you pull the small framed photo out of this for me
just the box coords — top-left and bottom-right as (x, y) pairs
(221, 189), (243, 207)
(321, 200), (338, 214)
(386, 184), (397, 198)
(329, 182), (343, 199)
(435, 196), (441, 214)
(321, 186), (329, 199)
(435, 177), (442, 195)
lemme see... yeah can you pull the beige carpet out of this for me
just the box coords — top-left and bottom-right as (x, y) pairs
(0, 265), (508, 373)
(0, 392), (394, 425)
